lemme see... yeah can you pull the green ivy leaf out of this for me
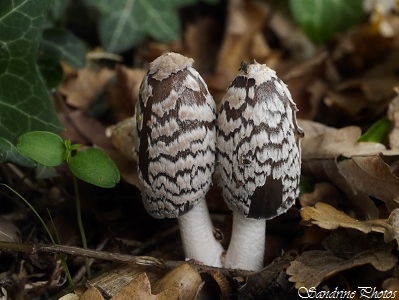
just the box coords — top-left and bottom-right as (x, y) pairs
(358, 117), (391, 143)
(289, 0), (365, 44)
(0, 0), (63, 145)
(83, 0), (183, 52)
(39, 28), (87, 68)
(37, 58), (63, 90)
(68, 148), (120, 188)
(0, 137), (36, 167)
(17, 131), (66, 167)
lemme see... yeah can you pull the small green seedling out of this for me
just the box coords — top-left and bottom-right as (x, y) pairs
(17, 131), (120, 187)
(17, 131), (120, 277)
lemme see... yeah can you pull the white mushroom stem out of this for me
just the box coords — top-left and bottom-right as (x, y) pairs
(177, 199), (224, 267)
(224, 211), (266, 271)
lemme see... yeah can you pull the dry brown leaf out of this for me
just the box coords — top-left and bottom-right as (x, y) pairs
(287, 248), (397, 289)
(110, 264), (202, 300)
(301, 123), (399, 218)
(282, 53), (329, 120)
(325, 52), (399, 121)
(300, 202), (385, 233)
(106, 66), (145, 121)
(111, 273), (156, 300)
(152, 263), (202, 300)
(59, 68), (115, 110)
(301, 203), (399, 247)
(338, 155), (399, 210)
(302, 125), (386, 160)
(299, 182), (340, 207)
(214, 0), (269, 84)
(80, 286), (104, 300)
(303, 156), (379, 219)
(385, 209), (399, 244)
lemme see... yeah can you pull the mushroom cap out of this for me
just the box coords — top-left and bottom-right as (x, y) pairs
(217, 61), (303, 219)
(136, 52), (216, 219)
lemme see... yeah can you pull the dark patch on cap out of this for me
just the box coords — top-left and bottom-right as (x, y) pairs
(247, 175), (283, 219)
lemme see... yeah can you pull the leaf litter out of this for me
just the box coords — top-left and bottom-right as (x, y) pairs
(3, 0), (399, 299)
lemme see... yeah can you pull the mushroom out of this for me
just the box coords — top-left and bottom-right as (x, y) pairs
(136, 52), (223, 267)
(217, 61), (303, 271)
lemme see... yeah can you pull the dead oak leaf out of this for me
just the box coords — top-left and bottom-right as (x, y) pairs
(338, 155), (399, 211)
(111, 264), (202, 300)
(300, 202), (384, 233)
(301, 202), (399, 247)
(287, 247), (397, 289)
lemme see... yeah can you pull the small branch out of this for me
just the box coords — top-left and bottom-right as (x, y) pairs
(0, 241), (163, 268)
(0, 241), (253, 277)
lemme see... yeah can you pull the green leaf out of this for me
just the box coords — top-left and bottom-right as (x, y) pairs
(289, 0), (365, 44)
(83, 0), (183, 53)
(37, 58), (63, 90)
(39, 28), (87, 68)
(0, 0), (63, 145)
(358, 117), (391, 143)
(17, 131), (66, 167)
(68, 148), (120, 188)
(0, 137), (36, 167)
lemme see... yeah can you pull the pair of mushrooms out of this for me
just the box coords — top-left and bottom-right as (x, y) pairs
(135, 52), (303, 271)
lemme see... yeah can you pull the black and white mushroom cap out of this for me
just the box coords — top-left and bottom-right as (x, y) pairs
(217, 61), (303, 271)
(217, 61), (303, 219)
(136, 52), (223, 267)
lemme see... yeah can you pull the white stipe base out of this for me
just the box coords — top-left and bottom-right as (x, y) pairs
(224, 211), (266, 271)
(178, 199), (224, 267)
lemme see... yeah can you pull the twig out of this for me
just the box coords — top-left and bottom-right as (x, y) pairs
(0, 241), (163, 268)
(0, 241), (254, 277)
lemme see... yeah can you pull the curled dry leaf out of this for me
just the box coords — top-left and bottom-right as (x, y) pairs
(301, 122), (399, 218)
(338, 155), (399, 211)
(111, 264), (202, 300)
(325, 52), (399, 122)
(59, 68), (115, 110)
(287, 248), (397, 289)
(301, 202), (399, 247)
(299, 182), (341, 207)
(302, 124), (386, 160)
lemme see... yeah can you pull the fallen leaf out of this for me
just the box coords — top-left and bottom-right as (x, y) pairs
(302, 125), (386, 160)
(80, 286), (104, 300)
(300, 202), (399, 247)
(152, 263), (202, 300)
(110, 264), (202, 300)
(300, 202), (385, 233)
(385, 209), (399, 245)
(338, 155), (399, 210)
(301, 123), (399, 219)
(111, 273), (156, 300)
(299, 182), (340, 207)
(59, 67), (115, 110)
(287, 247), (397, 289)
